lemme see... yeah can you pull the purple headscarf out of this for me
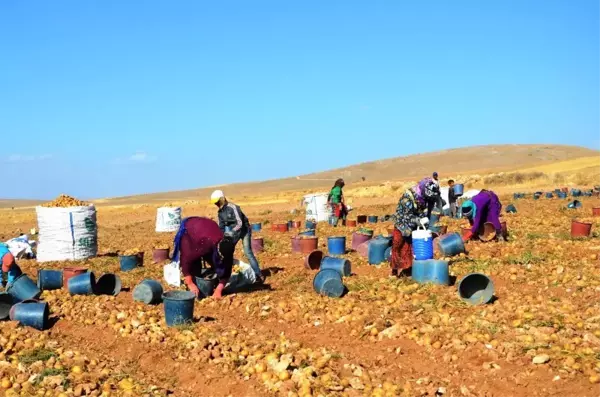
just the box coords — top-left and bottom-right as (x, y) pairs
(414, 177), (440, 206)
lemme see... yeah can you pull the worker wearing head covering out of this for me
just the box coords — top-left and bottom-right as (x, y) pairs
(210, 190), (263, 282)
(390, 179), (438, 277)
(172, 217), (234, 299)
(328, 178), (348, 226)
(416, 177), (444, 218)
(461, 190), (504, 242)
(0, 243), (22, 287)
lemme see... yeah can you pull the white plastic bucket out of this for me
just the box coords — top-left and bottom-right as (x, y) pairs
(303, 193), (332, 223)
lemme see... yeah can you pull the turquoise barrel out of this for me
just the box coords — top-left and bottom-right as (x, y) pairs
(320, 256), (351, 276)
(368, 237), (392, 265)
(68, 272), (96, 295)
(367, 215), (378, 224)
(505, 204), (517, 213)
(452, 184), (464, 196)
(94, 274), (122, 296)
(119, 253), (143, 272)
(412, 260), (449, 285)
(195, 274), (218, 299)
(9, 300), (49, 330)
(305, 220), (316, 230)
(133, 279), (164, 304)
(37, 270), (63, 290)
(0, 293), (13, 320)
(385, 247), (392, 262)
(313, 269), (344, 298)
(457, 273), (495, 305)
(7, 274), (41, 303)
(299, 229), (316, 237)
(327, 236), (346, 255)
(567, 200), (582, 209)
(163, 291), (195, 326)
(437, 233), (465, 257)
(251, 223), (262, 232)
(412, 229), (434, 260)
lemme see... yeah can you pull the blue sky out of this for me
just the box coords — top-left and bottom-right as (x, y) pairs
(1, 0), (598, 199)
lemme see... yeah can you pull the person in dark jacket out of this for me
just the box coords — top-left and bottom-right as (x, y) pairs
(448, 180), (457, 218)
(210, 190), (263, 281)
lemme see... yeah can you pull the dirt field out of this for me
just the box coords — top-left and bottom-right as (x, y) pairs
(0, 184), (599, 397)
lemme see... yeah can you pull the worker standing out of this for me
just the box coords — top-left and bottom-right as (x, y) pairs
(448, 179), (458, 218)
(328, 179), (347, 226)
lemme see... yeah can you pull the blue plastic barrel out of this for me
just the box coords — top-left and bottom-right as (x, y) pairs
(10, 300), (49, 330)
(0, 293), (13, 320)
(533, 194), (540, 200)
(453, 184), (464, 196)
(457, 273), (495, 305)
(163, 290), (195, 326)
(436, 233), (465, 257)
(37, 270), (63, 291)
(94, 274), (122, 296)
(305, 220), (316, 230)
(412, 260), (450, 285)
(119, 254), (142, 272)
(505, 204), (517, 213)
(313, 269), (344, 298)
(557, 192), (567, 199)
(195, 274), (218, 299)
(133, 279), (164, 304)
(327, 236), (346, 255)
(251, 223), (262, 232)
(429, 213), (441, 226)
(68, 272), (96, 295)
(571, 189), (582, 197)
(367, 215), (378, 224)
(568, 200), (582, 209)
(320, 256), (351, 276)
(546, 192), (554, 199)
(412, 230), (434, 261)
(513, 193), (520, 200)
(7, 274), (41, 303)
(299, 229), (316, 237)
(385, 247), (392, 262)
(368, 237), (392, 265)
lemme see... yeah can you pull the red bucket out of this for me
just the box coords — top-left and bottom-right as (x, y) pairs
(152, 248), (170, 264)
(298, 237), (318, 254)
(592, 207), (600, 217)
(291, 221), (302, 229)
(272, 223), (289, 232)
(291, 237), (301, 253)
(63, 267), (87, 287)
(346, 219), (357, 227)
(305, 250), (323, 270)
(571, 220), (592, 238)
(461, 228), (472, 240)
(501, 221), (508, 238)
(251, 238), (264, 253)
(561, 187), (569, 193)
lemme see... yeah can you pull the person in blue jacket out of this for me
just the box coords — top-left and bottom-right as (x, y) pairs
(0, 243), (22, 287)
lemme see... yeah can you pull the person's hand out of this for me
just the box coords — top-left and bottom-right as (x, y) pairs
(188, 283), (200, 298)
(212, 281), (226, 300)
(462, 230), (474, 243)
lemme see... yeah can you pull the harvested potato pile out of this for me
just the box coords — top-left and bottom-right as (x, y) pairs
(122, 249), (141, 256)
(41, 194), (88, 208)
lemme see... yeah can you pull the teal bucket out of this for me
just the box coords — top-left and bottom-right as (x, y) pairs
(94, 274), (122, 296)
(195, 274), (218, 299)
(7, 274), (41, 303)
(313, 269), (344, 298)
(9, 300), (49, 330)
(37, 270), (63, 290)
(119, 253), (143, 272)
(163, 290), (195, 326)
(412, 260), (449, 285)
(436, 233), (465, 257)
(68, 272), (96, 295)
(320, 256), (351, 276)
(133, 279), (164, 304)
(457, 273), (495, 305)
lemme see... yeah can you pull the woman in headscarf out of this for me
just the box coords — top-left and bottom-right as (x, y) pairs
(172, 217), (235, 299)
(391, 178), (440, 277)
(328, 178), (348, 226)
(461, 190), (504, 242)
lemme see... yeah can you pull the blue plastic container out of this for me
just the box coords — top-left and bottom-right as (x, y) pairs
(546, 192), (554, 199)
(0, 293), (13, 320)
(9, 300), (49, 330)
(37, 270), (63, 291)
(320, 256), (351, 276)
(457, 273), (495, 305)
(313, 269), (344, 298)
(567, 200), (582, 209)
(119, 254), (142, 272)
(412, 260), (450, 285)
(68, 272), (96, 295)
(436, 233), (465, 257)
(7, 274), (41, 303)
(557, 192), (567, 199)
(305, 220), (316, 230)
(505, 204), (517, 213)
(533, 194), (540, 200)
(163, 290), (195, 326)
(133, 279), (164, 304)
(299, 229), (316, 237)
(251, 223), (262, 232)
(571, 189), (582, 197)
(94, 274), (122, 296)
(513, 193), (521, 200)
(429, 213), (441, 226)
(412, 229), (434, 261)
(367, 215), (378, 224)
(327, 236), (346, 255)
(368, 237), (392, 265)
(385, 247), (392, 262)
(195, 275), (218, 299)
(453, 184), (464, 196)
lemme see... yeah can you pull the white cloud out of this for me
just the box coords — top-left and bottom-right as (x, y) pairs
(5, 154), (53, 162)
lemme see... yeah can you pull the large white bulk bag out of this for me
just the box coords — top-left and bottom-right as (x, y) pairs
(155, 207), (182, 232)
(36, 205), (97, 262)
(303, 193), (332, 223)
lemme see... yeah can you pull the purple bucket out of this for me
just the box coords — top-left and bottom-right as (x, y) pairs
(352, 232), (372, 251)
(291, 236), (301, 253)
(251, 238), (264, 254)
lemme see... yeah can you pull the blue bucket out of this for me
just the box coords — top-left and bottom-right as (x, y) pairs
(436, 233), (465, 257)
(299, 229), (316, 237)
(385, 247), (392, 262)
(320, 256), (351, 276)
(368, 237), (392, 265)
(163, 290), (195, 326)
(412, 260), (449, 285)
(453, 184), (464, 196)
(571, 189), (582, 197)
(119, 253), (142, 272)
(10, 300), (49, 330)
(133, 279), (164, 304)
(7, 274), (41, 303)
(305, 220), (316, 230)
(412, 230), (434, 261)
(505, 204), (517, 213)
(37, 270), (63, 291)
(94, 274), (122, 296)
(313, 269), (344, 298)
(367, 215), (378, 224)
(251, 223), (262, 232)
(327, 236), (346, 255)
(567, 200), (582, 209)
(457, 273), (495, 305)
(195, 274), (218, 299)
(0, 293), (14, 320)
(429, 213), (441, 225)
(557, 192), (567, 199)
(546, 192), (554, 199)
(68, 272), (96, 295)
(533, 193), (541, 200)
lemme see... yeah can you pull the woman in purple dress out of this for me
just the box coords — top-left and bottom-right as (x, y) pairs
(460, 190), (504, 242)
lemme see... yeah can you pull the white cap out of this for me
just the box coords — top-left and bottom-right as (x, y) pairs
(210, 190), (225, 204)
